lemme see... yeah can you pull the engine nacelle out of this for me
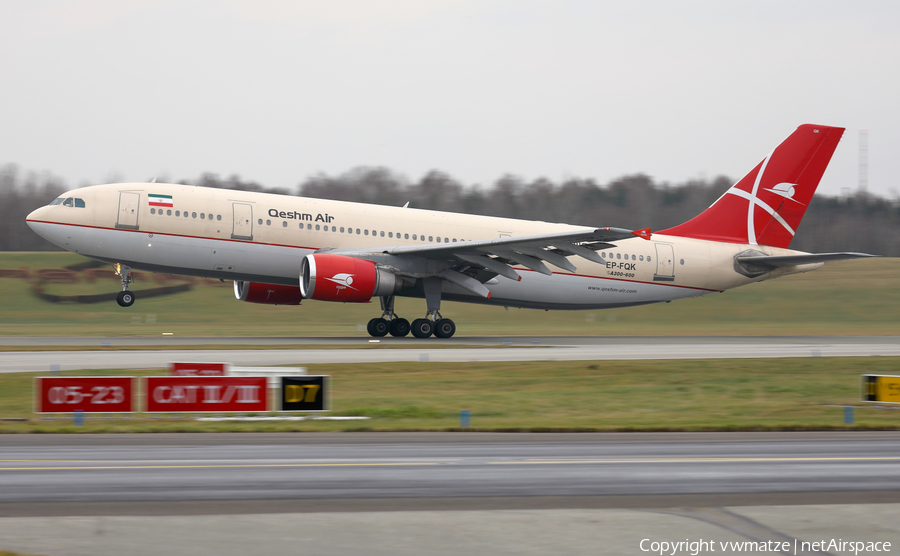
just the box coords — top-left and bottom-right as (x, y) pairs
(234, 281), (303, 305)
(300, 253), (402, 303)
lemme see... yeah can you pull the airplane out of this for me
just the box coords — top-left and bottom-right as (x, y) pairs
(26, 124), (874, 339)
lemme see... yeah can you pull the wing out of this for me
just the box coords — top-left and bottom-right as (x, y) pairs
(322, 227), (648, 298)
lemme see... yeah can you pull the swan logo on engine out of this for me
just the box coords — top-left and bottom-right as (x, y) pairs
(324, 273), (358, 291)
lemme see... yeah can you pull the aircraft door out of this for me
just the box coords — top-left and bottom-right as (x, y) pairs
(115, 191), (140, 230)
(232, 203), (253, 240)
(653, 243), (675, 282)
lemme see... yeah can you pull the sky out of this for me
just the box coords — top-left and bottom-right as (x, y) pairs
(1, 0), (898, 197)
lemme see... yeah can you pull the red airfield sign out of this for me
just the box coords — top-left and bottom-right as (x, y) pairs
(144, 376), (268, 412)
(35, 377), (134, 414)
(169, 362), (229, 376)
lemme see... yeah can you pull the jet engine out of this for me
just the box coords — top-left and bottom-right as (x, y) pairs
(234, 281), (303, 305)
(300, 253), (402, 303)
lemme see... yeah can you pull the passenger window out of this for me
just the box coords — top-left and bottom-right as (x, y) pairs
(332, 226), (336, 232)
(421, 235), (426, 241)
(647, 256), (651, 262)
(208, 214), (213, 220)
(150, 208), (156, 215)
(74, 198), (85, 208)
(201, 213), (205, 219)
(444, 238), (448, 243)
(639, 255), (644, 261)
(282, 221), (287, 227)
(412, 234), (417, 240)
(176, 211), (181, 217)
(266, 219), (271, 225)
(364, 229), (369, 235)
(356, 228), (360, 234)
(388, 232), (393, 238)
(380, 231), (385, 237)
(258, 218), (262, 224)
(632, 255), (636, 261)
(49, 198), (64, 206)
(167, 209), (172, 216)
(184, 212), (189, 218)
(340, 227), (345, 233)
(217, 215), (221, 221)
(428, 236), (433, 242)
(436, 237), (441, 243)
(192, 212), (198, 218)
(315, 224), (320, 230)
(452, 239), (457, 242)
(601, 252), (606, 258)
(616, 253), (621, 259)
(63, 198), (74, 207)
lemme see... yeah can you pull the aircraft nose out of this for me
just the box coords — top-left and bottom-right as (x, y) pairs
(26, 207), (46, 237)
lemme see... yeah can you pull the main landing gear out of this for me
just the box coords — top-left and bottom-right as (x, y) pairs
(366, 295), (412, 338)
(365, 278), (457, 339)
(114, 263), (135, 307)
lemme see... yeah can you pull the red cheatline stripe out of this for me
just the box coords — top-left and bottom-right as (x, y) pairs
(148, 202), (173, 207)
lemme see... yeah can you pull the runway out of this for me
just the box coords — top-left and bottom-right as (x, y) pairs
(1, 335), (899, 372)
(1, 432), (898, 556)
(2, 431), (899, 512)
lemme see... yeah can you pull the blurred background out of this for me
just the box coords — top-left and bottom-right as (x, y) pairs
(1, 1), (899, 255)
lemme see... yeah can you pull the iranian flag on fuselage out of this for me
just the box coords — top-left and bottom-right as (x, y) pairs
(148, 194), (173, 207)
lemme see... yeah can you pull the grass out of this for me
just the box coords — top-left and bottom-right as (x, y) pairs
(1, 358), (898, 433)
(0, 252), (898, 337)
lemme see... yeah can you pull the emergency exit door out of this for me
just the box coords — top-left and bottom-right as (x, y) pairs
(115, 191), (140, 230)
(232, 203), (253, 240)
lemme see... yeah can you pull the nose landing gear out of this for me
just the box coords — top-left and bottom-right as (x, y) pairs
(114, 264), (135, 307)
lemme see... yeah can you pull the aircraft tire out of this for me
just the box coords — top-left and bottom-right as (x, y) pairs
(116, 291), (135, 307)
(433, 318), (456, 339)
(411, 318), (434, 338)
(389, 318), (411, 337)
(367, 317), (390, 337)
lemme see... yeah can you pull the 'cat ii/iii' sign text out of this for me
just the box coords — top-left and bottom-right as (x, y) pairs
(145, 376), (268, 412)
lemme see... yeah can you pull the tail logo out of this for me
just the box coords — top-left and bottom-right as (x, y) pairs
(762, 182), (804, 204)
(324, 273), (358, 291)
(723, 152), (798, 245)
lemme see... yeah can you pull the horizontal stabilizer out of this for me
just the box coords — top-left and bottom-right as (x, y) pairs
(736, 252), (878, 268)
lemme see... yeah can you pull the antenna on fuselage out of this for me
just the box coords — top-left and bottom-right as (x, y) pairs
(150, 177), (157, 183)
(402, 201), (409, 208)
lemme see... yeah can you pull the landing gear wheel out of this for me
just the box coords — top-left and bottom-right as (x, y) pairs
(389, 318), (411, 337)
(367, 317), (389, 337)
(411, 318), (434, 338)
(433, 318), (456, 339)
(116, 290), (135, 307)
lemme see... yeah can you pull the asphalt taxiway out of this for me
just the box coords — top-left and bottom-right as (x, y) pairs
(1, 335), (898, 372)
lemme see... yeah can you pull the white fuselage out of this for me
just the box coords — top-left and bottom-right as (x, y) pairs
(26, 183), (818, 310)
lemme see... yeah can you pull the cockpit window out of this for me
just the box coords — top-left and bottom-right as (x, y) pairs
(49, 198), (64, 206)
(74, 198), (85, 208)
(62, 198), (74, 207)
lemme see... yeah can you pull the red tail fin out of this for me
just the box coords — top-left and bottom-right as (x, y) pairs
(660, 124), (844, 248)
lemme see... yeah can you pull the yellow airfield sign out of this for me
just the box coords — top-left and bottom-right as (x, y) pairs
(862, 375), (900, 404)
